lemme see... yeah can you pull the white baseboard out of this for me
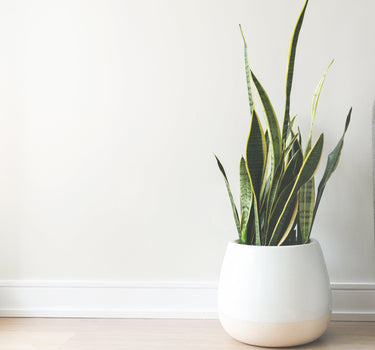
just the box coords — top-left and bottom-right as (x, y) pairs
(0, 281), (218, 319)
(331, 283), (375, 321)
(0, 280), (373, 321)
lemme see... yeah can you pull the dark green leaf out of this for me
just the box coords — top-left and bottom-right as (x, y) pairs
(267, 180), (295, 243)
(280, 147), (302, 190)
(252, 195), (261, 245)
(277, 196), (299, 246)
(251, 71), (282, 167)
(215, 155), (241, 237)
(268, 133), (323, 245)
(239, 157), (253, 243)
(312, 108), (352, 227)
(282, 0), (309, 145)
(245, 110), (267, 200)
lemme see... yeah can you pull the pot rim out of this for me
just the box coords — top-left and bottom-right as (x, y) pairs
(230, 238), (319, 249)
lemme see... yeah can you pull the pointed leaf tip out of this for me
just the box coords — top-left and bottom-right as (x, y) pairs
(239, 24), (246, 44)
(282, 0), (309, 145)
(345, 108), (352, 132)
(215, 155), (241, 236)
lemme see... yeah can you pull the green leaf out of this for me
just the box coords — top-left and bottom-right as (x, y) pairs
(240, 157), (253, 243)
(266, 160), (284, 218)
(260, 134), (271, 205)
(241, 157), (261, 246)
(298, 177), (315, 243)
(282, 0), (309, 145)
(252, 194), (262, 245)
(245, 110), (267, 200)
(305, 59), (334, 155)
(287, 128), (303, 170)
(280, 147), (302, 190)
(251, 71), (282, 167)
(284, 132), (299, 159)
(215, 155), (241, 237)
(277, 196), (299, 246)
(286, 115), (297, 144)
(263, 160), (284, 242)
(267, 179), (295, 242)
(291, 136), (304, 176)
(268, 133), (324, 245)
(246, 206), (255, 245)
(312, 108), (352, 228)
(240, 31), (266, 244)
(239, 25), (254, 116)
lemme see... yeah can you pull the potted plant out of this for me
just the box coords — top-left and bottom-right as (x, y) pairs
(215, 0), (351, 347)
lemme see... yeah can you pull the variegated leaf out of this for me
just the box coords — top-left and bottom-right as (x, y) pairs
(298, 177), (315, 243)
(239, 25), (255, 116)
(268, 133), (323, 245)
(215, 155), (241, 236)
(245, 110), (267, 200)
(312, 109), (351, 227)
(240, 157), (252, 243)
(251, 71), (282, 167)
(305, 59), (334, 155)
(282, 0), (309, 145)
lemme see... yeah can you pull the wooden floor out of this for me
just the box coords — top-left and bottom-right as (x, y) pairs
(0, 318), (373, 349)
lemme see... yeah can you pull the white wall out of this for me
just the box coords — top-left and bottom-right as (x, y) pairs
(0, 0), (373, 289)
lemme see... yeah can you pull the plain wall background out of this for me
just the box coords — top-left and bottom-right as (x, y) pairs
(0, 0), (373, 283)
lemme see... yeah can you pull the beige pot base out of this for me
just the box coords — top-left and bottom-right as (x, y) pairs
(220, 313), (331, 348)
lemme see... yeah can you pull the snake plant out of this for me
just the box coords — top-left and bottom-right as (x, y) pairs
(215, 0), (351, 246)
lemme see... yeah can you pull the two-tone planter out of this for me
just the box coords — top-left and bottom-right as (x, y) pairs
(218, 239), (331, 347)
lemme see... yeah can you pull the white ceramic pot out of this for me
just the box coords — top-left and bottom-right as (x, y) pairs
(218, 239), (331, 347)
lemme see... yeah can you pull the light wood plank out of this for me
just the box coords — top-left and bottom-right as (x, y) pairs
(0, 318), (373, 349)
